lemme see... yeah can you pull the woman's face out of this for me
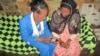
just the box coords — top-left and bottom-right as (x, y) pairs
(60, 7), (71, 17)
(35, 9), (48, 22)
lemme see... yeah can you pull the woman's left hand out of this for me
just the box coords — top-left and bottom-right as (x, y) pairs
(64, 39), (71, 49)
(59, 39), (71, 49)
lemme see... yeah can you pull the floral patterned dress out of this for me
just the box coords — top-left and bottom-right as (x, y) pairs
(53, 25), (81, 56)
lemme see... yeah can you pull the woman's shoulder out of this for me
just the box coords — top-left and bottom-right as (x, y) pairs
(19, 13), (31, 22)
(72, 9), (79, 14)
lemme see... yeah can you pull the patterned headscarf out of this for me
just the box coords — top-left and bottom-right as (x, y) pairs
(49, 0), (80, 34)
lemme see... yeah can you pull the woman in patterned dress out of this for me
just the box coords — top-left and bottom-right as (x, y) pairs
(49, 0), (81, 56)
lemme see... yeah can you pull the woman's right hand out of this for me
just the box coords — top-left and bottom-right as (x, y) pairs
(37, 38), (51, 43)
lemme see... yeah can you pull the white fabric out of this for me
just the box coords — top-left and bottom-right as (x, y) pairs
(31, 12), (44, 37)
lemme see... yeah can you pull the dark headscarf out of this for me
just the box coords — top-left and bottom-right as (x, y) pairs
(49, 0), (80, 34)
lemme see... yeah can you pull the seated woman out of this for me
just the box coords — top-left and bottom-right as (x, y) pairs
(49, 0), (81, 56)
(19, 0), (56, 56)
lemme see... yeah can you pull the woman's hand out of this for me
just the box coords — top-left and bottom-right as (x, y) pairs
(37, 38), (51, 43)
(59, 39), (71, 49)
(64, 39), (71, 49)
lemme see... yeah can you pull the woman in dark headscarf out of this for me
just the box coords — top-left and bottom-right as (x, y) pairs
(49, 0), (81, 56)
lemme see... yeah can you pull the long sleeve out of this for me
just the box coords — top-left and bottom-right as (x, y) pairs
(19, 18), (37, 43)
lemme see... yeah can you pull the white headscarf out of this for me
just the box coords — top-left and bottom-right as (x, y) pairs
(31, 12), (44, 37)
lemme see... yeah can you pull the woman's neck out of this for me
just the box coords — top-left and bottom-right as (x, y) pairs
(33, 13), (40, 25)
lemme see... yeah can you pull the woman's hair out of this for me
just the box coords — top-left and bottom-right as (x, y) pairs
(30, 0), (49, 13)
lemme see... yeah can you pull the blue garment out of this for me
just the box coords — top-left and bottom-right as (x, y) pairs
(19, 13), (56, 56)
